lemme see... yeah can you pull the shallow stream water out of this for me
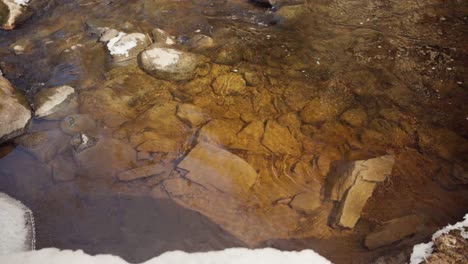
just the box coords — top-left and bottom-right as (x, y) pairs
(0, 0), (467, 263)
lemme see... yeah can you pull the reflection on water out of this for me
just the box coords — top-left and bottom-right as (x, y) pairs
(0, 0), (467, 263)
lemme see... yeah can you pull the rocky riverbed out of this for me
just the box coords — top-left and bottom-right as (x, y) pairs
(0, 0), (467, 263)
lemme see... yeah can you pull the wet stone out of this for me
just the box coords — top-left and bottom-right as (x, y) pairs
(33, 85), (78, 120)
(0, 76), (31, 144)
(212, 73), (247, 96)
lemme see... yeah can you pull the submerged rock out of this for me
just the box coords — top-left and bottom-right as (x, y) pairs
(176, 103), (209, 128)
(365, 214), (426, 249)
(328, 155), (395, 228)
(139, 45), (201, 81)
(262, 120), (301, 156)
(33, 85), (78, 120)
(74, 138), (136, 180)
(187, 34), (214, 50)
(151, 28), (175, 46)
(15, 130), (70, 163)
(0, 76), (31, 144)
(177, 142), (257, 193)
(60, 114), (96, 136)
(117, 163), (168, 181)
(0, 0), (33, 30)
(273, 4), (306, 25)
(290, 191), (321, 214)
(212, 73), (247, 96)
(50, 153), (77, 182)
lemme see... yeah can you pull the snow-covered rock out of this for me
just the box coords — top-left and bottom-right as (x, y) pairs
(100, 30), (151, 65)
(410, 214), (468, 264)
(0, 0), (32, 30)
(0, 76), (32, 144)
(33, 85), (78, 120)
(0, 193), (35, 255)
(139, 45), (201, 81)
(0, 247), (331, 264)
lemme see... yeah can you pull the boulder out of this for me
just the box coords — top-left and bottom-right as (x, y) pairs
(176, 103), (209, 128)
(0, 76), (31, 144)
(261, 120), (301, 156)
(212, 73), (247, 96)
(104, 31), (151, 64)
(33, 85), (78, 120)
(365, 215), (426, 249)
(0, 0), (32, 30)
(0, 193), (35, 255)
(117, 163), (168, 181)
(139, 45), (200, 81)
(177, 142), (257, 193)
(328, 155), (395, 228)
(290, 191), (321, 214)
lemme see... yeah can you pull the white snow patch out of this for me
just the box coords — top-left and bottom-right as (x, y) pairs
(410, 242), (434, 264)
(0, 247), (331, 264)
(35, 85), (75, 118)
(14, 0), (29, 6)
(410, 213), (468, 264)
(106, 33), (147, 57)
(107, 32), (134, 56)
(81, 134), (89, 145)
(0, 193), (35, 255)
(145, 48), (182, 68)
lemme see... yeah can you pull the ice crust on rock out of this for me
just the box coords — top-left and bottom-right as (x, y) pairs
(410, 213), (468, 264)
(0, 247), (332, 264)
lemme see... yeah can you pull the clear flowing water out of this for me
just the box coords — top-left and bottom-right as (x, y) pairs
(0, 0), (467, 263)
